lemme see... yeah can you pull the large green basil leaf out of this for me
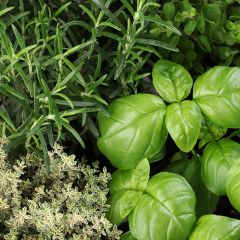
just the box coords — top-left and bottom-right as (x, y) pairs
(152, 59), (193, 103)
(201, 138), (240, 196)
(227, 160), (240, 213)
(193, 66), (240, 128)
(129, 172), (196, 240)
(198, 115), (227, 148)
(97, 94), (167, 170)
(107, 159), (150, 225)
(165, 158), (218, 218)
(189, 215), (240, 240)
(165, 100), (202, 152)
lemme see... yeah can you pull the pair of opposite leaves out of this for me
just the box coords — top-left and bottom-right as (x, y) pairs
(109, 158), (240, 240)
(98, 60), (240, 170)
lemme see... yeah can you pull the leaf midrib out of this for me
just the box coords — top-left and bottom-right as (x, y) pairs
(103, 107), (165, 139)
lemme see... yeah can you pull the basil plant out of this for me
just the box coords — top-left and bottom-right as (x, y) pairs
(97, 60), (240, 239)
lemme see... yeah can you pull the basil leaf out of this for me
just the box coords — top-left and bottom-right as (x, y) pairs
(97, 94), (167, 170)
(129, 172), (196, 240)
(227, 160), (240, 212)
(109, 158), (150, 193)
(107, 159), (150, 225)
(193, 66), (240, 128)
(166, 158), (218, 218)
(107, 191), (143, 225)
(152, 60), (193, 103)
(166, 100), (202, 152)
(201, 138), (240, 196)
(189, 215), (240, 240)
(198, 115), (227, 148)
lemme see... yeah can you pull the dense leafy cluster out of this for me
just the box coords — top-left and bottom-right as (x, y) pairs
(0, 139), (121, 239)
(0, 0), (180, 165)
(97, 61), (240, 239)
(1, 1), (240, 239)
(157, 0), (240, 74)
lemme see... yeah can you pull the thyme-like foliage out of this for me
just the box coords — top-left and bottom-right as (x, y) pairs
(0, 141), (121, 239)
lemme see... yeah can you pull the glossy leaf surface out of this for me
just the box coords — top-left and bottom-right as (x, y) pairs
(152, 60), (193, 103)
(227, 160), (240, 212)
(107, 191), (142, 225)
(189, 215), (240, 240)
(193, 66), (240, 128)
(129, 172), (196, 240)
(107, 159), (150, 225)
(201, 138), (240, 196)
(166, 100), (201, 152)
(165, 158), (218, 218)
(97, 94), (167, 170)
(109, 158), (150, 193)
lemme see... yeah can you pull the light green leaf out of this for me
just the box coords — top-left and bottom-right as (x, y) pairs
(79, 4), (97, 25)
(120, 0), (134, 16)
(92, 0), (125, 32)
(129, 172), (196, 240)
(53, 2), (71, 17)
(109, 158), (150, 193)
(107, 191), (142, 225)
(144, 16), (181, 36)
(97, 94), (167, 170)
(38, 131), (50, 173)
(0, 83), (31, 109)
(11, 24), (26, 49)
(226, 160), (240, 212)
(193, 66), (240, 128)
(135, 38), (179, 52)
(201, 138), (240, 196)
(61, 119), (85, 148)
(0, 109), (16, 131)
(189, 215), (240, 240)
(166, 101), (201, 152)
(107, 159), (150, 225)
(0, 7), (14, 18)
(152, 60), (193, 103)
